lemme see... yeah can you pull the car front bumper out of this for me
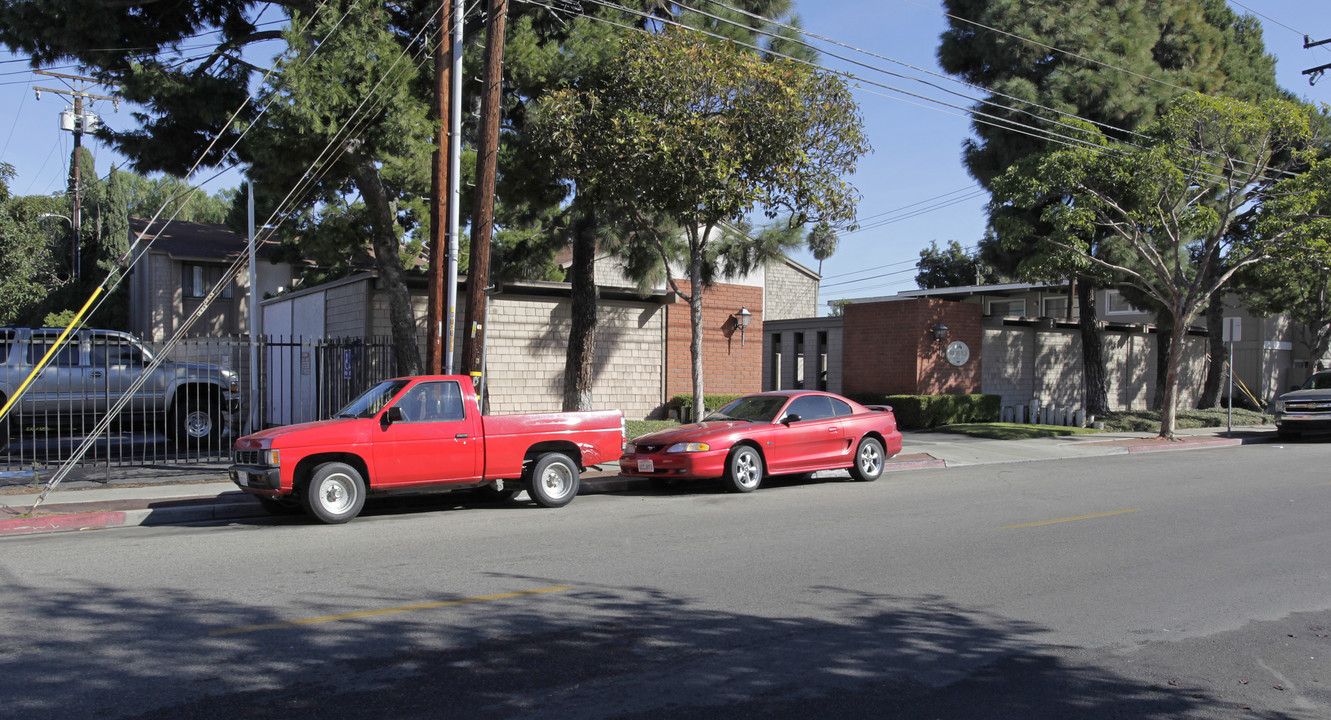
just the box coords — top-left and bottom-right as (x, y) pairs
(618, 448), (731, 480)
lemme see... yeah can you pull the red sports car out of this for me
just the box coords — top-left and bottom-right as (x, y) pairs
(619, 391), (903, 493)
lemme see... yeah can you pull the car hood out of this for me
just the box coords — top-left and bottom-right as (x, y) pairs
(234, 417), (369, 449)
(631, 420), (760, 446)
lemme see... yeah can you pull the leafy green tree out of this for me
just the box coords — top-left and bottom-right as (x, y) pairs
(0, 164), (69, 325)
(942, 0), (1284, 415)
(533, 28), (868, 418)
(915, 240), (999, 289)
(990, 94), (1331, 438)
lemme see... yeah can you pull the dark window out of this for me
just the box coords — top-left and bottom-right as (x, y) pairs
(29, 334), (80, 366)
(784, 395), (835, 422)
(830, 398), (852, 417)
(395, 381), (466, 422)
(183, 264), (233, 300)
(90, 335), (143, 366)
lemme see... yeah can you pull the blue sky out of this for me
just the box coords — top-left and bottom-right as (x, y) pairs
(1, 1), (1329, 313)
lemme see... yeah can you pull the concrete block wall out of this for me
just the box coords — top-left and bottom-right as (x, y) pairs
(483, 296), (664, 420)
(762, 319), (843, 393)
(325, 280), (369, 338)
(763, 260), (820, 321)
(665, 281), (764, 399)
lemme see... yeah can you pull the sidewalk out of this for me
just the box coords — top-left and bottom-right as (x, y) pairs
(0, 425), (1279, 537)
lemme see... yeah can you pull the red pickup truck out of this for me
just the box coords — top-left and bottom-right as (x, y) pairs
(228, 375), (625, 523)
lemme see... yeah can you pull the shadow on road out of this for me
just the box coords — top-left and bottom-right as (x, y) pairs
(0, 570), (1295, 720)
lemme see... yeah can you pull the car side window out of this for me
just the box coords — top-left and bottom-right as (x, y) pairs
(394, 381), (466, 423)
(29, 334), (80, 367)
(784, 395), (835, 422)
(830, 398), (853, 417)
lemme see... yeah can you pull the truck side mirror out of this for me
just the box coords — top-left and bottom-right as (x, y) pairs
(383, 406), (405, 426)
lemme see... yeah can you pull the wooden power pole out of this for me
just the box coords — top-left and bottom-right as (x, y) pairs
(426, 0), (457, 374)
(461, 0), (509, 377)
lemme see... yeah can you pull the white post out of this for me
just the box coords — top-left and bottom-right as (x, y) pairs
(444, 0), (463, 375)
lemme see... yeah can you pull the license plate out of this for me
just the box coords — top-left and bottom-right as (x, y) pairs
(637, 459), (654, 473)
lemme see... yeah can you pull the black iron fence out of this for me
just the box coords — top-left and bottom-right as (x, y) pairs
(0, 334), (396, 481)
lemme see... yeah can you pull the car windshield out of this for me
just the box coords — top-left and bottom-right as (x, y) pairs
(1300, 372), (1331, 391)
(704, 395), (788, 423)
(335, 379), (411, 419)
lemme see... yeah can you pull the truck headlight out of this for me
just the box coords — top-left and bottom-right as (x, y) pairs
(666, 442), (710, 453)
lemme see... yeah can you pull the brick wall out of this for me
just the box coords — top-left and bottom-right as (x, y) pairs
(666, 281), (764, 398)
(842, 298), (982, 396)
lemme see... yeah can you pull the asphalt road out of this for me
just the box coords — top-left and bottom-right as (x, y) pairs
(0, 442), (1327, 719)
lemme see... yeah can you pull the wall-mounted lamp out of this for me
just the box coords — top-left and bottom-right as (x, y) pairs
(931, 322), (949, 352)
(735, 307), (752, 346)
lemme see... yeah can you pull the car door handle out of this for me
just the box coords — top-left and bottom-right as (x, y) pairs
(455, 433), (468, 439)
(827, 427), (839, 433)
(89, 370), (104, 379)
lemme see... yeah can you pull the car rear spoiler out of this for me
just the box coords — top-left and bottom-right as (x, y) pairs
(864, 405), (894, 412)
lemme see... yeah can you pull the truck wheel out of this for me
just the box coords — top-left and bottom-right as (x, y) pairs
(302, 462), (366, 523)
(527, 453), (579, 508)
(256, 495), (302, 516)
(0, 398), (9, 454)
(171, 398), (221, 447)
(849, 437), (885, 482)
(722, 446), (763, 493)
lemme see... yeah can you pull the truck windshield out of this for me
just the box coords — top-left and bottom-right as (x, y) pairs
(336, 379), (411, 419)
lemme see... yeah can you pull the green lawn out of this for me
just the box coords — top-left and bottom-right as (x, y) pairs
(932, 423), (1101, 440)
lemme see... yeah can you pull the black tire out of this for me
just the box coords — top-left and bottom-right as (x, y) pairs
(302, 462), (367, 523)
(0, 397), (9, 454)
(849, 437), (885, 482)
(256, 494), (303, 516)
(722, 445), (763, 493)
(527, 453), (580, 508)
(475, 482), (523, 503)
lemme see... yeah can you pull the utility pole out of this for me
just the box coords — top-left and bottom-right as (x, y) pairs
(461, 0), (508, 378)
(34, 71), (119, 281)
(1303, 35), (1331, 85)
(426, 0), (457, 375)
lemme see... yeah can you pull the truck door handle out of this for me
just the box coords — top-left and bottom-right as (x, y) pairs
(455, 433), (468, 439)
(89, 370), (104, 379)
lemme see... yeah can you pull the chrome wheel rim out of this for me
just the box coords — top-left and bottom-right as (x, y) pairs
(539, 462), (574, 500)
(318, 473), (357, 515)
(185, 410), (213, 438)
(858, 443), (881, 476)
(734, 451), (760, 489)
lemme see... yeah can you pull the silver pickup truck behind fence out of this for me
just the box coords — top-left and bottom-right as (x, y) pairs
(0, 330), (395, 481)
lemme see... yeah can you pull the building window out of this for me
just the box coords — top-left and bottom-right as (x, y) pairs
(771, 333), (782, 391)
(988, 299), (1026, 317)
(1043, 297), (1069, 319)
(1105, 290), (1136, 315)
(183, 264), (233, 300)
(817, 331), (828, 391)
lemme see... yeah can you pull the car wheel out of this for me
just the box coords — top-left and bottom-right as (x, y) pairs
(723, 446), (763, 493)
(527, 453), (580, 508)
(256, 495), (303, 516)
(302, 462), (367, 523)
(171, 398), (221, 447)
(849, 437), (885, 482)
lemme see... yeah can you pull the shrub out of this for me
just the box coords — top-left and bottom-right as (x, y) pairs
(668, 394), (747, 422)
(848, 393), (1001, 429)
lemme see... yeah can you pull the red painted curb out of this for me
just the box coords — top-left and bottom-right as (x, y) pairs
(0, 511), (132, 536)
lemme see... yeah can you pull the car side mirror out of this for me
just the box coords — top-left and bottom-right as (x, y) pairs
(383, 406), (405, 426)
(781, 413), (801, 426)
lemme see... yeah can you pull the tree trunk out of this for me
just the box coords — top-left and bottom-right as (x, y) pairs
(1077, 281), (1110, 417)
(562, 204), (598, 412)
(689, 247), (705, 423)
(356, 160), (422, 377)
(1151, 314), (1174, 411)
(1197, 298), (1225, 408)
(1158, 319), (1190, 440)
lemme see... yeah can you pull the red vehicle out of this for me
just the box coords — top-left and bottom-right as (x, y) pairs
(228, 376), (624, 523)
(619, 390), (902, 493)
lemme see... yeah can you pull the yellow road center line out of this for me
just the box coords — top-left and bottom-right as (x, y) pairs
(211, 585), (572, 637)
(1003, 509), (1139, 529)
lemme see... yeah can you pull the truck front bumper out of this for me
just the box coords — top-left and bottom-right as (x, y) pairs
(228, 464), (282, 492)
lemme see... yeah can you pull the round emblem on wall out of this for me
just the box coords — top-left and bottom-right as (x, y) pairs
(946, 340), (970, 366)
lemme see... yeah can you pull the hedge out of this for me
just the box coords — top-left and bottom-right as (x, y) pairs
(668, 394), (747, 422)
(847, 393), (1001, 429)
